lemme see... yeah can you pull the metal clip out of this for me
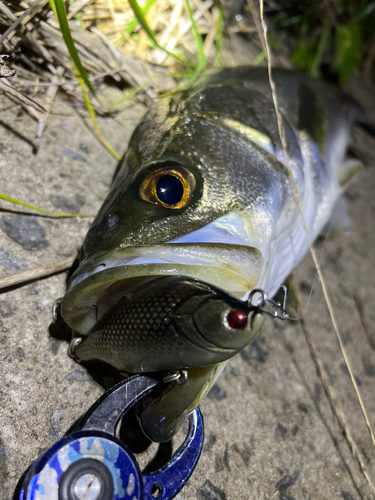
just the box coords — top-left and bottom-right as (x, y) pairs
(52, 297), (63, 322)
(68, 336), (82, 361)
(163, 370), (188, 386)
(248, 285), (289, 320)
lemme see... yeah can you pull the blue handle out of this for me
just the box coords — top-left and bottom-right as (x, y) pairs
(143, 409), (204, 500)
(19, 409), (203, 500)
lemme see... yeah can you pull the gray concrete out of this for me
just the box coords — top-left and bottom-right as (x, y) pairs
(0, 77), (375, 500)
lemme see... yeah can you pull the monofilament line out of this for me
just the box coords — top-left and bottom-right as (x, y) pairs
(258, 0), (375, 464)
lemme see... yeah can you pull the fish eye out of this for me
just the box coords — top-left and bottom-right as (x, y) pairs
(140, 165), (196, 209)
(226, 309), (248, 329)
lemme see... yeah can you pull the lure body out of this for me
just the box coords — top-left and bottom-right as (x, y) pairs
(75, 276), (263, 372)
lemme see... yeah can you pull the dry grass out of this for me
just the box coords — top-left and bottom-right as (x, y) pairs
(0, 0), (261, 100)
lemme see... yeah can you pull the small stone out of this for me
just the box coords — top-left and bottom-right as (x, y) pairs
(49, 427), (63, 442)
(249, 340), (268, 363)
(79, 143), (90, 154)
(36, 302), (45, 312)
(59, 149), (87, 162)
(203, 433), (217, 453)
(196, 480), (227, 500)
(291, 425), (298, 436)
(223, 443), (230, 471)
(276, 470), (300, 493)
(0, 300), (13, 318)
(207, 384), (227, 401)
(50, 195), (80, 214)
(276, 423), (288, 440)
(362, 357), (375, 377)
(0, 215), (49, 251)
(0, 247), (26, 271)
(49, 338), (62, 355)
(240, 349), (252, 366)
(13, 347), (24, 360)
(65, 364), (92, 382)
(214, 454), (224, 472)
(232, 442), (252, 466)
(298, 403), (308, 413)
(50, 410), (64, 426)
(341, 492), (354, 500)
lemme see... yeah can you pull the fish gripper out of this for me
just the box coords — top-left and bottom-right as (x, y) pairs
(17, 374), (204, 500)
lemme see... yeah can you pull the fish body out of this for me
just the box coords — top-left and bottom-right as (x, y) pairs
(60, 67), (366, 441)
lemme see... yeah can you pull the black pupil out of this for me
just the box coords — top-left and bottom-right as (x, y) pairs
(156, 174), (184, 205)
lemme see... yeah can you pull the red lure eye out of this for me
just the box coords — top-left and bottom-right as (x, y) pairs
(227, 310), (248, 329)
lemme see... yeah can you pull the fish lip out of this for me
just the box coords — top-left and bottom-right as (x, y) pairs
(62, 243), (263, 334)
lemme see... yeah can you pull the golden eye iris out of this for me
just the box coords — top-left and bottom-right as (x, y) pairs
(140, 166), (196, 209)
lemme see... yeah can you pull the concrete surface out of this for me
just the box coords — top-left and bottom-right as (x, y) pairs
(0, 77), (375, 500)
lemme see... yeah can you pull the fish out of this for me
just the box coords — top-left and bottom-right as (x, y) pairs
(60, 67), (369, 441)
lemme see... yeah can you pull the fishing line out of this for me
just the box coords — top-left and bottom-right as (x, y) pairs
(257, 0), (375, 489)
(288, 220), (333, 322)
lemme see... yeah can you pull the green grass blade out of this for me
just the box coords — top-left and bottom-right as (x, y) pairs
(310, 26), (330, 77)
(216, 5), (224, 67)
(109, 84), (143, 110)
(334, 23), (362, 82)
(69, 0), (85, 30)
(353, 1), (375, 22)
(253, 50), (266, 65)
(116, 0), (156, 46)
(175, 0), (207, 90)
(0, 194), (94, 218)
(128, 0), (194, 67)
(49, 0), (96, 96)
(50, 0), (120, 159)
(127, 0), (159, 46)
(184, 0), (206, 72)
(77, 77), (121, 161)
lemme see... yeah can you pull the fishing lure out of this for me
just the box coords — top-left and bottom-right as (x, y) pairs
(71, 276), (264, 372)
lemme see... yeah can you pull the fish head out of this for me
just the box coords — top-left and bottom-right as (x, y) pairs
(62, 85), (291, 334)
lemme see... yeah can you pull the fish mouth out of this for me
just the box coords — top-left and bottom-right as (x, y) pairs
(61, 243), (263, 335)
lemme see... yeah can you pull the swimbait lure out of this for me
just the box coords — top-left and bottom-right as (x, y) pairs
(74, 275), (263, 372)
